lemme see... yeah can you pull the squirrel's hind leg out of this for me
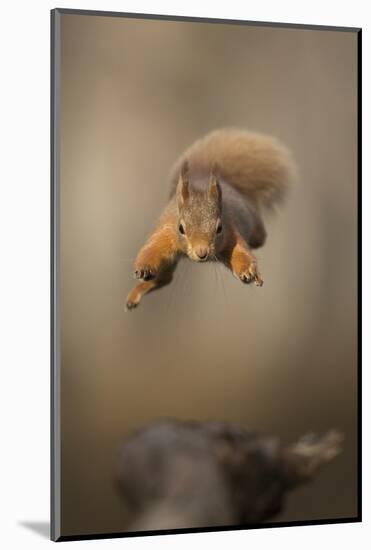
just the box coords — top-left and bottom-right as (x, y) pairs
(126, 280), (158, 310)
(248, 218), (267, 249)
(126, 267), (176, 311)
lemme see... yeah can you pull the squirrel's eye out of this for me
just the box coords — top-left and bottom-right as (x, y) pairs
(216, 222), (223, 234)
(178, 223), (185, 235)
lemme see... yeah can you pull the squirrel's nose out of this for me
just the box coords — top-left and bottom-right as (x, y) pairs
(195, 247), (209, 260)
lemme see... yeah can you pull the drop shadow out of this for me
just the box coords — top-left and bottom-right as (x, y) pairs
(19, 521), (50, 539)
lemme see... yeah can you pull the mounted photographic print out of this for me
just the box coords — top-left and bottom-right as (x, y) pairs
(51, 8), (361, 541)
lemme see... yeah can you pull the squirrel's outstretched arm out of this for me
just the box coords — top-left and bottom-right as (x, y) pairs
(218, 225), (263, 286)
(126, 221), (179, 309)
(134, 221), (179, 280)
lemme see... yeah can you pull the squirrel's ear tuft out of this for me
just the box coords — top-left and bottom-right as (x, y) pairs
(208, 169), (222, 206)
(177, 160), (190, 206)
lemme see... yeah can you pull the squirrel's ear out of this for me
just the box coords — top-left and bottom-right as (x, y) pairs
(177, 160), (190, 206)
(208, 167), (222, 206)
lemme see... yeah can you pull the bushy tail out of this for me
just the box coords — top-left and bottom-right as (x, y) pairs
(169, 128), (296, 210)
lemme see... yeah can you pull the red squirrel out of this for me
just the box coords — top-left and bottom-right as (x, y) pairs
(126, 128), (296, 310)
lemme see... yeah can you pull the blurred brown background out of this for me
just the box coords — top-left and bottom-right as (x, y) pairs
(59, 13), (358, 537)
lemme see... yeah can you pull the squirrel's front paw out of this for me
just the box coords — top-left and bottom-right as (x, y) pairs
(237, 262), (264, 287)
(134, 265), (157, 281)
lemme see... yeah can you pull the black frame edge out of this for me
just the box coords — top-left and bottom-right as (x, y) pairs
(356, 28), (362, 523)
(56, 517), (361, 542)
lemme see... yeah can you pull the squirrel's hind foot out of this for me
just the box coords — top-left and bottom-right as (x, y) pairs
(126, 280), (156, 311)
(125, 299), (139, 311)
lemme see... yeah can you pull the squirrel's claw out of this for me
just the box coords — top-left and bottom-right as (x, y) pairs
(135, 267), (157, 281)
(238, 264), (264, 287)
(254, 274), (264, 287)
(239, 272), (255, 285)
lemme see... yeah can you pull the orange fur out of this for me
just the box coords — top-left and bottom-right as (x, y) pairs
(219, 228), (263, 286)
(127, 128), (295, 309)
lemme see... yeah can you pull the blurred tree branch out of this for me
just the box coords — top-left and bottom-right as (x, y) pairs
(116, 419), (343, 531)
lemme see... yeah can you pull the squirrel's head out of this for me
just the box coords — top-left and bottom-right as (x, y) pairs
(176, 161), (223, 262)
